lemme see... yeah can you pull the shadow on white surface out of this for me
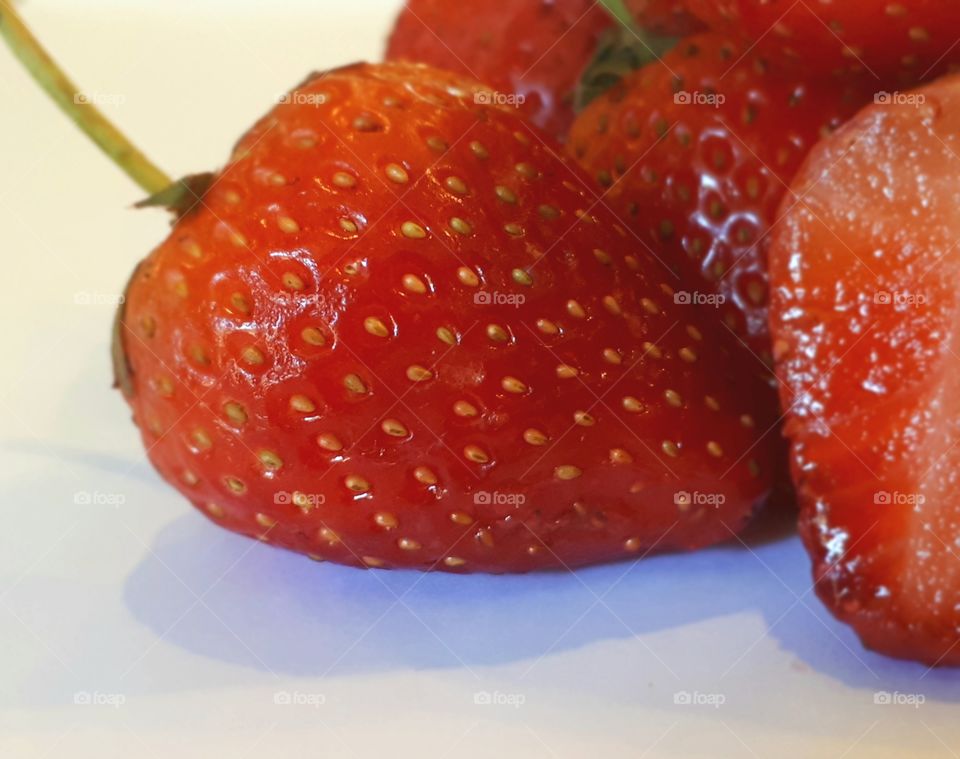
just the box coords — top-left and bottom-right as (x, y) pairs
(117, 504), (960, 702)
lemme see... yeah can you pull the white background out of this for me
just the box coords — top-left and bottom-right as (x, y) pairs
(0, 1), (957, 756)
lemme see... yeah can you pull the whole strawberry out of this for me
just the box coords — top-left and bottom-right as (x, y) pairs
(567, 34), (874, 366)
(115, 62), (774, 572)
(385, 0), (613, 141)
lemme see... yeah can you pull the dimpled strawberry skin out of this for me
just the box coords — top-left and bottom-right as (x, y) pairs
(117, 62), (773, 573)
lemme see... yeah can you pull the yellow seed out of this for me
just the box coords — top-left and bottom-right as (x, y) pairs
(537, 319), (559, 335)
(225, 476), (246, 493)
(344, 373), (367, 394)
(740, 414), (755, 428)
(339, 218), (358, 233)
(644, 342), (663, 359)
(470, 140), (489, 158)
(662, 440), (680, 457)
(345, 475), (371, 492)
(289, 394), (315, 413)
(277, 216), (300, 234)
(610, 448), (633, 464)
(375, 512), (398, 529)
(444, 556), (466, 567)
(282, 272), (305, 291)
(401, 221), (427, 239)
(444, 176), (468, 194)
(205, 503), (224, 518)
(241, 346), (264, 365)
(182, 470), (199, 486)
(707, 441), (724, 458)
(504, 223), (524, 237)
(512, 269), (533, 286)
(319, 527), (341, 544)
(679, 347), (698, 363)
(603, 295), (622, 315)
(426, 135), (448, 152)
(495, 186), (517, 203)
(515, 162), (537, 178)
(556, 364), (578, 379)
(567, 300), (586, 318)
(191, 429), (212, 450)
(555, 465), (582, 481)
(705, 395), (721, 411)
(539, 204), (560, 219)
(622, 396), (643, 413)
(486, 324), (508, 342)
(454, 400), (478, 417)
(476, 528), (495, 548)
(362, 556), (385, 568)
(301, 326), (326, 346)
(332, 171), (356, 188)
(686, 324), (703, 341)
(624, 538), (641, 552)
(402, 273), (427, 294)
(624, 255), (639, 271)
(398, 537), (421, 551)
(574, 411), (595, 426)
(641, 298), (660, 315)
(603, 348), (622, 365)
(436, 326), (457, 345)
(909, 26), (930, 41)
(413, 466), (438, 485)
(450, 512), (473, 525)
(523, 428), (547, 446)
(450, 217), (473, 235)
(223, 401), (247, 424)
(594, 249), (612, 265)
(382, 419), (408, 437)
(464, 444), (490, 463)
(364, 316), (390, 337)
(258, 450), (283, 470)
(406, 365), (433, 382)
(457, 267), (480, 287)
(317, 433), (343, 451)
(501, 376), (527, 394)
(385, 163), (409, 183)
(256, 513), (276, 528)
(664, 390), (682, 407)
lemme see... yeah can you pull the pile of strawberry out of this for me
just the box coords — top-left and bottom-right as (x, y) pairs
(114, 0), (960, 665)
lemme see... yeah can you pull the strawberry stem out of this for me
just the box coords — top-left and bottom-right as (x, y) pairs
(0, 3), (171, 194)
(599, 0), (635, 27)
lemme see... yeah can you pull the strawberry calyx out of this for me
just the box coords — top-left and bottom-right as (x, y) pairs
(134, 173), (216, 219)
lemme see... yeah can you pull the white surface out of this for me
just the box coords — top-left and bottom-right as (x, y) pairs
(0, 1), (957, 757)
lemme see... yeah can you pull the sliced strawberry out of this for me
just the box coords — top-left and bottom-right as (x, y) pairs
(769, 73), (960, 664)
(117, 62), (774, 572)
(385, 0), (613, 140)
(684, 0), (960, 79)
(567, 33), (875, 366)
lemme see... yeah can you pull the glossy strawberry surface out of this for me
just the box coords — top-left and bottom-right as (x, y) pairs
(684, 0), (960, 79)
(116, 62), (774, 572)
(385, 0), (613, 140)
(769, 74), (960, 664)
(567, 34), (874, 366)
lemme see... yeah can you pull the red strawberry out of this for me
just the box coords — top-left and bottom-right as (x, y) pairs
(115, 61), (774, 572)
(625, 0), (704, 37)
(385, 0), (613, 140)
(769, 73), (960, 664)
(567, 33), (874, 366)
(683, 0), (960, 79)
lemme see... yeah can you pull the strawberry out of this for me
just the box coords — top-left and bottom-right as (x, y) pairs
(625, 0), (704, 37)
(683, 0), (960, 80)
(567, 34), (874, 366)
(769, 73), (960, 664)
(115, 61), (774, 572)
(385, 0), (613, 141)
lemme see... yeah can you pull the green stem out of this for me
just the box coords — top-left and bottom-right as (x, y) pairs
(0, 2), (171, 194)
(599, 0), (636, 27)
